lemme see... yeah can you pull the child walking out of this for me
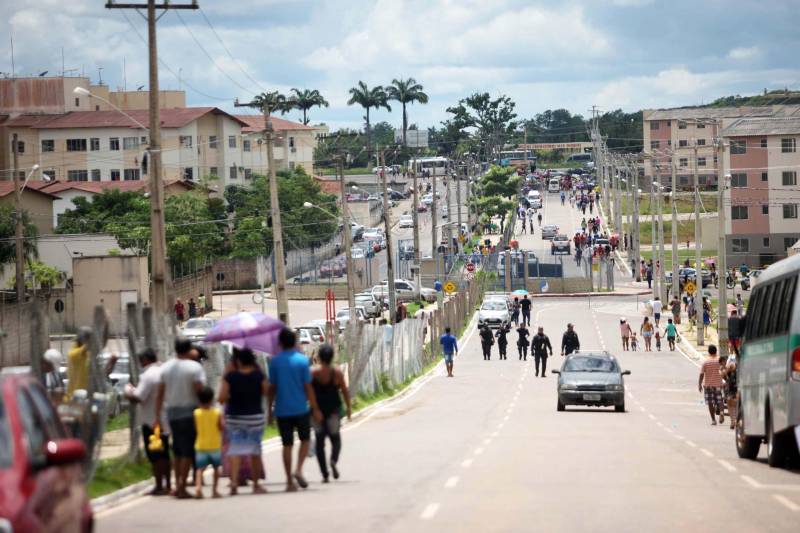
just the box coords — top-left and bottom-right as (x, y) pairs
(194, 386), (224, 498)
(655, 330), (662, 352)
(630, 333), (639, 352)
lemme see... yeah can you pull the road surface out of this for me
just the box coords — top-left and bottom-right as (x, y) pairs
(96, 295), (800, 532)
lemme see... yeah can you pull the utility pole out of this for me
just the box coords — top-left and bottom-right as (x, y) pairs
(671, 156), (680, 301)
(338, 156), (356, 313)
(631, 157), (641, 282)
(650, 171), (657, 299)
(693, 142), (704, 346)
(411, 154), (421, 300)
(106, 0), (198, 319)
(11, 134), (24, 303)
(379, 149), (397, 323)
(431, 169), (438, 261)
(656, 168), (667, 301)
(456, 157), (463, 248)
(716, 127), (729, 356)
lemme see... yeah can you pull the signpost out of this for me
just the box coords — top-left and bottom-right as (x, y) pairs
(466, 262), (475, 273)
(444, 281), (457, 295)
(684, 281), (696, 295)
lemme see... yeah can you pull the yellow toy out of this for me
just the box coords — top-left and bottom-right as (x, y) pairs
(148, 425), (164, 452)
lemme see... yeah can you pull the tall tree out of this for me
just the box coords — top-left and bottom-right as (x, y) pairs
(446, 92), (518, 162)
(387, 78), (428, 147)
(347, 81), (392, 155)
(0, 205), (37, 275)
(239, 91), (296, 127)
(290, 88), (329, 125)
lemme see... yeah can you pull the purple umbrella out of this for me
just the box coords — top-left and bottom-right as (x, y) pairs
(204, 312), (284, 354)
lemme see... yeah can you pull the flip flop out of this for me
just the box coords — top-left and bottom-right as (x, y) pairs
(293, 473), (309, 489)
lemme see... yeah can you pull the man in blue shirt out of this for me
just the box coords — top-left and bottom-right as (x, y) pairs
(440, 327), (459, 377)
(268, 328), (322, 492)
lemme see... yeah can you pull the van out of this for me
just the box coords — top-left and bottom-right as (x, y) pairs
(548, 178), (561, 193)
(527, 190), (542, 208)
(736, 254), (800, 467)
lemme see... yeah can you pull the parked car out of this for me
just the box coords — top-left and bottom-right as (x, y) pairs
(417, 203), (428, 213)
(441, 205), (449, 219)
(335, 307), (367, 331)
(320, 259), (343, 278)
(355, 292), (382, 318)
(541, 224), (559, 240)
(0, 374), (94, 532)
(180, 317), (217, 342)
(292, 274), (312, 284)
(296, 324), (327, 345)
(551, 234), (571, 255)
(372, 165), (392, 174)
(665, 267), (712, 288)
(552, 352), (630, 412)
(740, 269), (763, 291)
(478, 299), (511, 329)
(399, 214), (414, 228)
(351, 247), (366, 260)
(422, 193), (434, 206)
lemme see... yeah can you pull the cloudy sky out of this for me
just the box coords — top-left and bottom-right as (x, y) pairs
(3, 0), (799, 130)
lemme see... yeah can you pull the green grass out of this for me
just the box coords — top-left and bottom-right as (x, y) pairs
(619, 195), (717, 216)
(105, 412), (129, 433)
(641, 248), (717, 265)
(319, 167), (373, 176)
(88, 456), (153, 498)
(637, 220), (698, 246)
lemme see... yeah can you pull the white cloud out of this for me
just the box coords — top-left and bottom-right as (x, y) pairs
(728, 46), (760, 61)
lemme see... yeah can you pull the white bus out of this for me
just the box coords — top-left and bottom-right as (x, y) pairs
(409, 157), (451, 176)
(548, 177), (561, 193)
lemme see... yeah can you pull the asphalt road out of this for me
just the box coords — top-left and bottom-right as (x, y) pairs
(96, 295), (800, 532)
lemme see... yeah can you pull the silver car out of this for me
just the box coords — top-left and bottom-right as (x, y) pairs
(541, 224), (559, 240)
(478, 300), (510, 329)
(552, 352), (630, 412)
(181, 317), (217, 342)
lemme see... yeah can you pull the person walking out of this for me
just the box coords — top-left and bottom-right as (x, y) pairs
(735, 293), (744, 316)
(311, 344), (352, 482)
(65, 328), (92, 401)
(560, 324), (580, 356)
(619, 318), (632, 351)
(217, 347), (268, 495)
(651, 297), (663, 327)
(174, 298), (186, 324)
(645, 262), (653, 289)
(664, 318), (678, 351)
(197, 293), (206, 316)
(441, 327), (459, 375)
(723, 357), (738, 430)
(516, 324), (530, 361)
(124, 348), (171, 496)
(479, 325), (494, 361)
(640, 317), (654, 351)
(670, 297), (682, 325)
(155, 337), (207, 499)
(728, 309), (742, 357)
(698, 345), (725, 425)
(537, 212), (542, 226)
(193, 386), (223, 499)
(531, 327), (553, 377)
(520, 295), (532, 327)
(267, 328), (323, 492)
(510, 298), (521, 326)
(495, 323), (510, 360)
(188, 298), (197, 319)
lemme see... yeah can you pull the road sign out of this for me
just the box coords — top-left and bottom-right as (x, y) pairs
(465, 272), (474, 281)
(466, 262), (475, 273)
(444, 281), (457, 294)
(685, 281), (696, 295)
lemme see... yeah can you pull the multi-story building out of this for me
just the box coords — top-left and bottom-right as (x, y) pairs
(642, 105), (800, 190)
(721, 116), (800, 267)
(234, 114), (316, 175)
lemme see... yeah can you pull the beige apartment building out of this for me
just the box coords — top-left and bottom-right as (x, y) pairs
(1, 76), (318, 187)
(642, 105), (800, 190)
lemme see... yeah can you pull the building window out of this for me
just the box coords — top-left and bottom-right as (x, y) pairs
(667, 140), (672, 147)
(762, 205), (769, 215)
(697, 123), (705, 129)
(67, 169), (88, 181)
(244, 168), (252, 179)
(731, 206), (749, 220)
(91, 169), (101, 181)
(42, 169), (56, 181)
(75, 97), (80, 107)
(180, 135), (192, 148)
(782, 171), (797, 186)
(90, 137), (100, 151)
(650, 140), (660, 150)
(763, 237), (771, 248)
(678, 139), (688, 148)
(229, 166), (237, 180)
(783, 204), (798, 219)
(697, 139), (706, 146)
(289, 136), (295, 148)
(650, 121), (659, 130)
(289, 161), (295, 170)
(66, 138), (87, 152)
(123, 137), (139, 150)
(141, 136), (148, 144)
(730, 173), (747, 188)
(14, 140), (25, 154)
(111, 169), (121, 181)
(785, 237), (799, 249)
(110, 137), (120, 151)
(228, 136), (237, 148)
(209, 166), (218, 177)
(731, 238), (749, 253)
(679, 176), (689, 185)
(781, 138), (797, 153)
(124, 168), (141, 181)
(679, 158), (688, 167)
(760, 138), (768, 148)
(761, 171), (768, 182)
(730, 140), (746, 155)
(678, 121), (687, 129)
(209, 136), (217, 149)
(243, 140), (251, 152)
(183, 167), (193, 181)
(41, 139), (54, 152)
(697, 157), (706, 167)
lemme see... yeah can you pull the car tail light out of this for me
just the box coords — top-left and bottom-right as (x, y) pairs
(792, 347), (800, 379)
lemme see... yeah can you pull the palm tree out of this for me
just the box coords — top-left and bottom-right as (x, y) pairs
(239, 91), (295, 124)
(387, 78), (428, 147)
(347, 81), (391, 153)
(290, 88), (329, 125)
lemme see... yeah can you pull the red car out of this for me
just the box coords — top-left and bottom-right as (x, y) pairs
(0, 374), (93, 532)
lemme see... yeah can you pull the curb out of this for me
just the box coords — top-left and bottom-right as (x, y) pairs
(532, 290), (651, 299)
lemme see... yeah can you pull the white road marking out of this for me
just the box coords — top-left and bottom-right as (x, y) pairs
(474, 447), (484, 455)
(445, 476), (460, 489)
(741, 475), (763, 489)
(491, 431), (499, 437)
(673, 434), (685, 441)
(772, 494), (800, 512)
(483, 438), (492, 445)
(420, 503), (440, 520)
(718, 459), (737, 472)
(461, 459), (473, 468)
(685, 440), (697, 448)
(700, 448), (714, 458)
(647, 414), (657, 421)
(503, 415), (510, 421)
(639, 406), (646, 412)
(664, 427), (674, 433)
(656, 421), (664, 428)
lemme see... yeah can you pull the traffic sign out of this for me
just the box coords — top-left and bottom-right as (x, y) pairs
(685, 281), (697, 294)
(466, 262), (475, 273)
(465, 272), (475, 281)
(444, 281), (457, 294)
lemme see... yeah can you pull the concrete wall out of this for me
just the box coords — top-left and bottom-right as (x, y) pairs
(348, 200), (384, 228)
(172, 265), (215, 313)
(0, 190), (55, 235)
(526, 277), (592, 294)
(0, 300), (49, 367)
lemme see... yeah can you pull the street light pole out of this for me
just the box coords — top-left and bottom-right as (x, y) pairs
(338, 156), (356, 313)
(379, 149), (397, 323)
(11, 134), (24, 303)
(671, 156), (680, 301)
(693, 141), (704, 346)
(716, 128), (729, 357)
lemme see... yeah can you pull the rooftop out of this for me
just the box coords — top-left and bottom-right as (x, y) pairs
(235, 114), (313, 133)
(3, 107), (248, 129)
(643, 105), (800, 121)
(722, 116), (800, 137)
(34, 178), (195, 195)
(0, 182), (60, 199)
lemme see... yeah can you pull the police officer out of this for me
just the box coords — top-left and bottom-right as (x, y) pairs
(531, 327), (553, 377)
(560, 323), (580, 356)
